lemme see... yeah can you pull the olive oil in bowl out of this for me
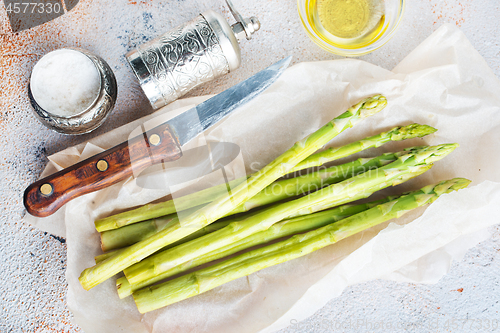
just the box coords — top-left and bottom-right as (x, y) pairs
(307, 0), (385, 49)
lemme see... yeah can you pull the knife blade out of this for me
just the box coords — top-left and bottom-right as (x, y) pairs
(23, 57), (291, 217)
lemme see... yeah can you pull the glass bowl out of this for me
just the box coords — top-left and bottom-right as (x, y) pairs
(298, 0), (405, 56)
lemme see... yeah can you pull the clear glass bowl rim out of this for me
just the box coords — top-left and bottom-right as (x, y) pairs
(297, 0), (406, 56)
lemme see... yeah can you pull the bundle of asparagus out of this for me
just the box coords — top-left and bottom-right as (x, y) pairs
(133, 178), (470, 313)
(78, 95), (468, 315)
(95, 122), (435, 233)
(79, 95), (388, 289)
(123, 144), (454, 286)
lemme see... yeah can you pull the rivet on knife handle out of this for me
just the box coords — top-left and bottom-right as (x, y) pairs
(23, 123), (182, 217)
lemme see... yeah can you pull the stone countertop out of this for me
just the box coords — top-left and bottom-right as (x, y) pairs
(1, 0), (499, 332)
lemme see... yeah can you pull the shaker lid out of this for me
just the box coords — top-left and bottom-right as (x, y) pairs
(226, 0), (261, 41)
(202, 1), (260, 72)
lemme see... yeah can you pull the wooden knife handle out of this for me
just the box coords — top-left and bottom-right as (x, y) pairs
(24, 124), (183, 217)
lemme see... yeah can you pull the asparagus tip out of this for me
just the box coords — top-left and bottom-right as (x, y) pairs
(428, 177), (471, 196)
(359, 95), (387, 117)
(412, 143), (459, 164)
(391, 123), (438, 141)
(448, 178), (472, 191)
(436, 143), (460, 155)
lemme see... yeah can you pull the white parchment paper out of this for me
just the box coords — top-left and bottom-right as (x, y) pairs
(24, 24), (500, 333)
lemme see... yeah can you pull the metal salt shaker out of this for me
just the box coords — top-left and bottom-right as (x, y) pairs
(126, 0), (260, 109)
(29, 48), (118, 135)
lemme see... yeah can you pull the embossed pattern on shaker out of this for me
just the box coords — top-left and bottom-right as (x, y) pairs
(136, 15), (230, 106)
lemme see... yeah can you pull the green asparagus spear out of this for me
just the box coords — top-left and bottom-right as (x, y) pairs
(117, 197), (394, 298)
(225, 152), (396, 215)
(124, 144), (456, 285)
(287, 123), (436, 173)
(100, 202), (276, 252)
(97, 205), (281, 263)
(95, 121), (431, 232)
(79, 96), (387, 290)
(101, 152), (398, 251)
(98, 216), (257, 261)
(100, 215), (177, 252)
(94, 251), (118, 264)
(94, 178), (245, 232)
(133, 178), (470, 313)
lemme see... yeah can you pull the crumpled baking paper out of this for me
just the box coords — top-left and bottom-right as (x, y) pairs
(24, 24), (500, 333)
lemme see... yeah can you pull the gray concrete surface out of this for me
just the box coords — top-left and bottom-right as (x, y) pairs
(1, 0), (499, 332)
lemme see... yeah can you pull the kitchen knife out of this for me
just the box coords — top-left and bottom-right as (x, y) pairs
(24, 57), (291, 217)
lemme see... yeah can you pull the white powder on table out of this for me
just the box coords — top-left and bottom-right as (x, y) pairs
(30, 49), (101, 117)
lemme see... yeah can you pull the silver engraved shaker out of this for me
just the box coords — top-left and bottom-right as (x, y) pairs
(126, 0), (260, 109)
